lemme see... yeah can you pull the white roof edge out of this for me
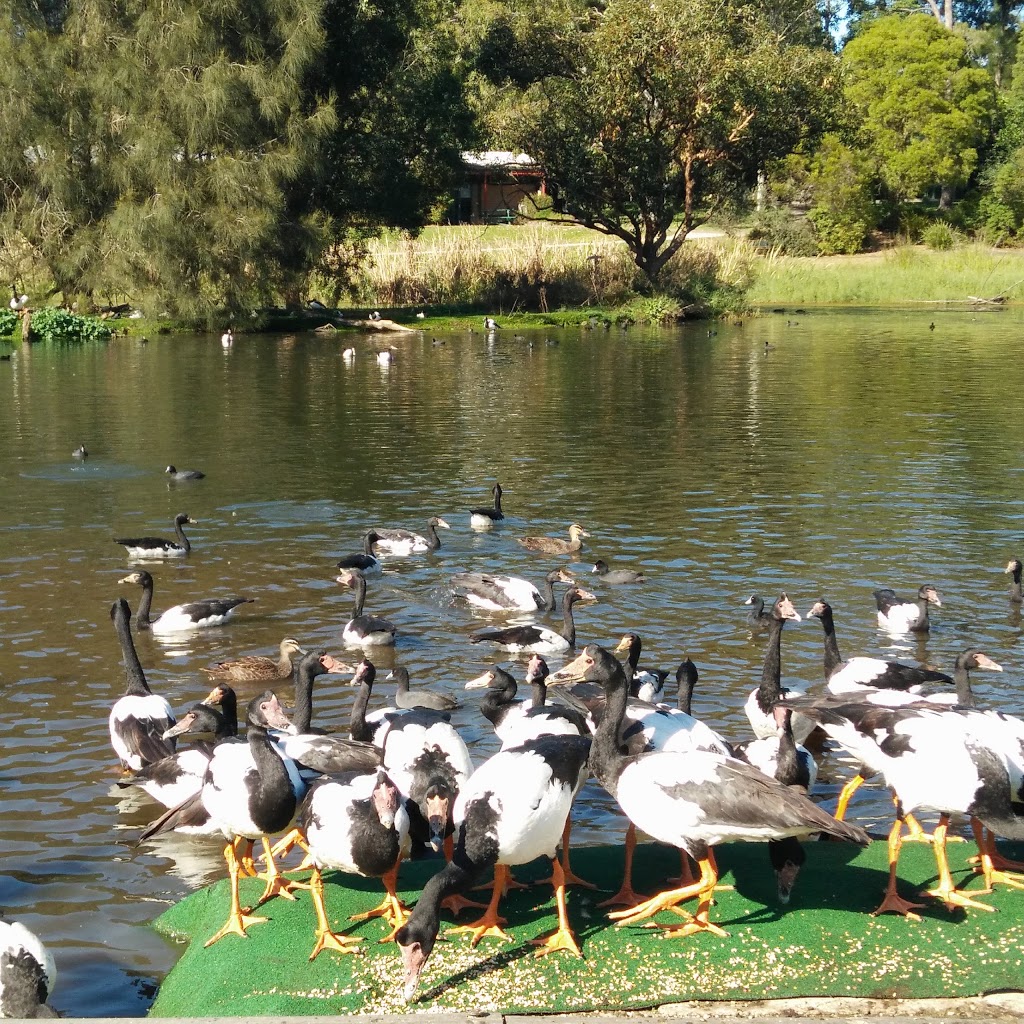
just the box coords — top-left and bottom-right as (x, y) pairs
(462, 150), (538, 168)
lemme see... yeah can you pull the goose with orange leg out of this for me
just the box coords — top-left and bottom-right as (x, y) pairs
(546, 644), (868, 938)
(301, 768), (411, 960)
(395, 731), (592, 1002)
(468, 585), (596, 654)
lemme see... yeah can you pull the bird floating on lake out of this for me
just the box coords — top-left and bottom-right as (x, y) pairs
(484, 317), (500, 331)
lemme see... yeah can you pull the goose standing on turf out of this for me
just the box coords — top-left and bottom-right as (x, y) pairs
(732, 705), (818, 903)
(517, 523), (589, 555)
(108, 599), (176, 772)
(301, 769), (412, 959)
(395, 731), (592, 1002)
(372, 517), (449, 556)
(786, 656), (1014, 920)
(119, 570), (254, 634)
(547, 645), (868, 938)
(202, 637), (305, 684)
(451, 568), (574, 613)
(0, 919), (57, 1018)
(592, 560), (646, 585)
(337, 568), (397, 647)
(114, 513), (195, 559)
(390, 667), (459, 712)
(199, 691), (306, 945)
(744, 594), (772, 631)
(1005, 559), (1022, 604)
(164, 465), (205, 480)
(808, 599), (952, 697)
(336, 531), (383, 575)
(469, 482), (504, 529)
(468, 586), (596, 654)
(873, 584), (942, 634)
(742, 593), (814, 742)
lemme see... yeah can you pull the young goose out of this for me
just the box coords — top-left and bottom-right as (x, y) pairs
(119, 569), (254, 634)
(807, 599), (952, 697)
(451, 568), (574, 613)
(0, 920), (57, 1018)
(389, 667), (459, 712)
(202, 637), (305, 684)
(592, 560), (646, 584)
(469, 482), (504, 529)
(873, 584), (942, 634)
(517, 523), (589, 555)
(164, 465), (205, 480)
(336, 530), (383, 575)
(114, 512), (195, 559)
(336, 569), (397, 647)
(547, 646), (868, 937)
(468, 586), (597, 654)
(372, 517), (450, 556)
(107, 599), (176, 772)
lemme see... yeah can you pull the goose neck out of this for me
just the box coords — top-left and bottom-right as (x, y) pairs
(756, 617), (786, 712)
(116, 610), (151, 696)
(818, 607), (842, 678)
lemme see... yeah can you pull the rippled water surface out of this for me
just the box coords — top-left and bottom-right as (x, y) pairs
(2, 309), (1024, 1015)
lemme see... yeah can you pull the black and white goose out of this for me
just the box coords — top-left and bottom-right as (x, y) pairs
(451, 568), (574, 613)
(113, 513), (195, 559)
(379, 704), (475, 856)
(614, 633), (668, 703)
(108, 599), (176, 772)
(395, 731), (592, 1001)
(808, 599), (953, 698)
(742, 593), (814, 742)
(468, 585), (596, 654)
(469, 482), (504, 529)
(1005, 558), (1022, 604)
(786, 660), (1017, 920)
(119, 569), (254, 634)
(0, 920), (57, 1018)
(336, 569), (397, 647)
(873, 584), (942, 634)
(336, 531), (383, 575)
(118, 692), (237, 808)
(547, 645), (868, 937)
(199, 691), (306, 944)
(372, 517), (450, 556)
(349, 659), (402, 749)
(301, 769), (412, 959)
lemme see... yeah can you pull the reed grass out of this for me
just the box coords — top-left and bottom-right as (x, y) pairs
(744, 243), (1024, 306)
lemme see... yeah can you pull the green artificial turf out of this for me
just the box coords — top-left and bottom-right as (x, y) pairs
(149, 839), (1024, 1017)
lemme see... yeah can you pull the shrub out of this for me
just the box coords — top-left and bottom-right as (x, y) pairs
(747, 207), (818, 257)
(0, 309), (17, 335)
(30, 307), (113, 342)
(519, 191), (557, 220)
(807, 135), (879, 255)
(921, 221), (961, 250)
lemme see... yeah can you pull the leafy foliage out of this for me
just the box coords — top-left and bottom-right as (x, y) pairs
(28, 307), (112, 341)
(808, 135), (880, 254)
(0, 308), (16, 335)
(842, 14), (997, 202)
(921, 220), (962, 248)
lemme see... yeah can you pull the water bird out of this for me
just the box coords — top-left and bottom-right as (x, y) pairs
(468, 586), (596, 654)
(547, 645), (868, 938)
(369, 310), (382, 321)
(8, 288), (27, 311)
(202, 637), (306, 684)
(0, 919), (57, 1017)
(517, 523), (589, 555)
(744, 594), (772, 630)
(342, 347), (356, 361)
(108, 599), (176, 771)
(451, 567), (574, 613)
(1005, 558), (1022, 604)
(873, 584), (942, 634)
(416, 311), (425, 319)
(336, 530), (383, 575)
(164, 465), (205, 480)
(113, 512), (195, 559)
(483, 317), (500, 331)
(119, 569), (253, 634)
(614, 633), (668, 702)
(337, 568), (397, 647)
(469, 481), (504, 529)
(389, 667), (459, 712)
(591, 559), (646, 585)
(377, 347), (396, 366)
(371, 516), (449, 555)
(220, 327), (233, 346)
(72, 444), (88, 458)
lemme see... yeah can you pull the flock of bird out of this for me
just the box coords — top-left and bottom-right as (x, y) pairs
(5, 477), (1024, 1015)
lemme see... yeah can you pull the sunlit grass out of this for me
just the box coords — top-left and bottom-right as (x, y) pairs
(744, 244), (1024, 307)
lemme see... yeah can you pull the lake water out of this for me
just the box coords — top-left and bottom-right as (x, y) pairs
(2, 308), (1023, 1016)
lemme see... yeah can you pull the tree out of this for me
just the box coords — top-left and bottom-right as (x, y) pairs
(500, 0), (840, 285)
(843, 14), (996, 208)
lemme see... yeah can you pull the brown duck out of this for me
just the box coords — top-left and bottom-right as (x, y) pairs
(517, 523), (590, 555)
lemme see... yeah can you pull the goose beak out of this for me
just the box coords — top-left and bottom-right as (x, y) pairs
(162, 717), (194, 739)
(574, 588), (598, 601)
(464, 670), (493, 690)
(612, 636), (631, 653)
(320, 654), (353, 674)
(436, 518), (451, 529)
(400, 940), (427, 1003)
(548, 650), (592, 685)
(977, 654), (1003, 672)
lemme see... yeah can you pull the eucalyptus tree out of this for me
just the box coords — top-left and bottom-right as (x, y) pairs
(498, 0), (841, 285)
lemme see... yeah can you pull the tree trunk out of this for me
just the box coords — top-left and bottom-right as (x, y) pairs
(939, 183), (954, 210)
